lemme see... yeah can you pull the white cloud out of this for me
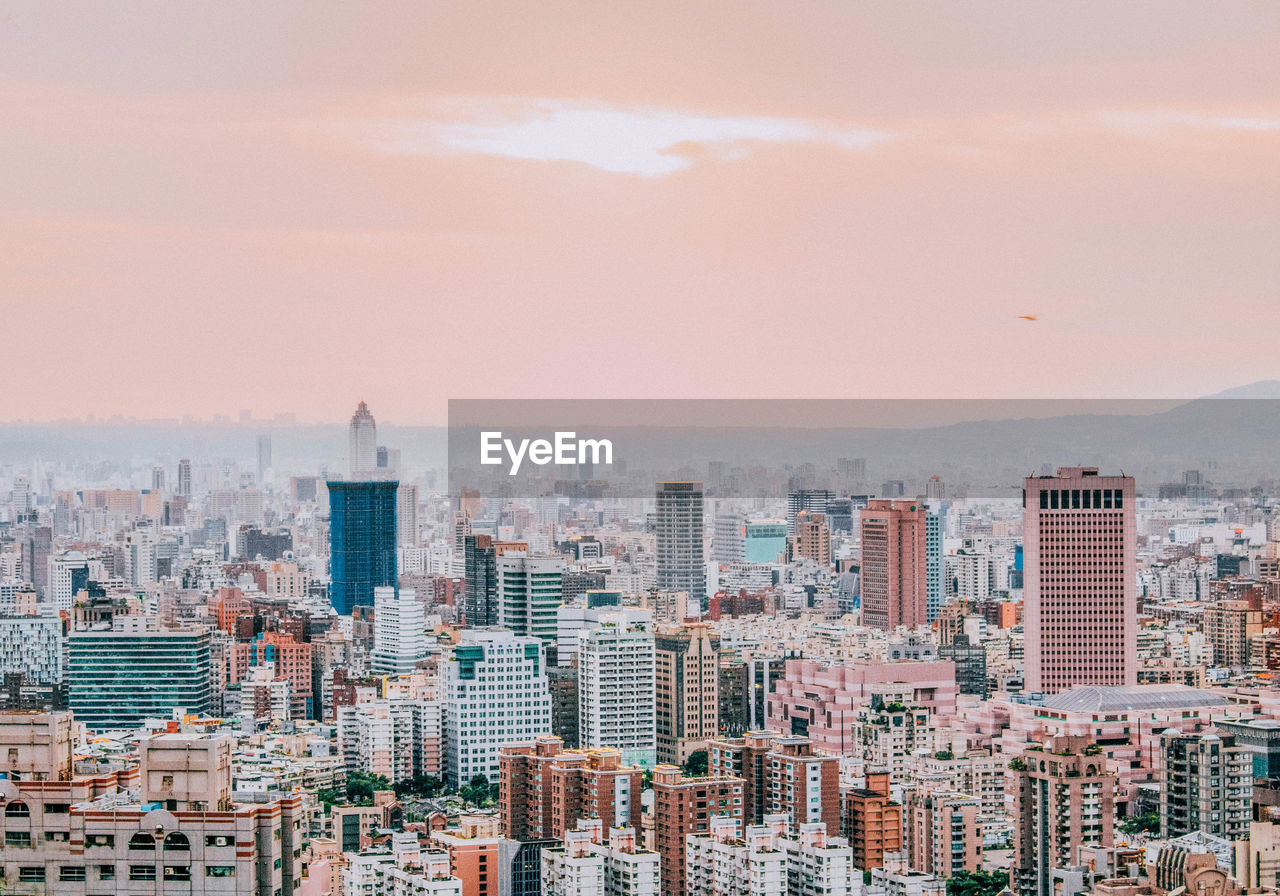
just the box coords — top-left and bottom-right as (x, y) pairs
(373, 100), (890, 176)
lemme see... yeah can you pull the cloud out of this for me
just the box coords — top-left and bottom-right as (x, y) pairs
(371, 99), (891, 176)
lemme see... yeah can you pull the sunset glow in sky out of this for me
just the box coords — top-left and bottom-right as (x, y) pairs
(3, 2), (1278, 423)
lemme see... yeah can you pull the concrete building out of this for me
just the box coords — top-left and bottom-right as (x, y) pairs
(1160, 730), (1251, 841)
(903, 790), (982, 878)
(859, 500), (928, 630)
(652, 765), (745, 896)
(578, 614), (656, 768)
(791, 511), (832, 566)
(442, 630), (551, 790)
(767, 659), (957, 757)
(0, 717), (303, 895)
(1023, 468), (1136, 694)
(655, 482), (706, 608)
(655, 622), (721, 765)
(371, 586), (429, 675)
(499, 738), (644, 843)
(497, 552), (564, 643)
(68, 620), (213, 730)
(1203, 600), (1262, 670)
(707, 731), (840, 836)
(343, 834), (462, 896)
(842, 770), (903, 870)
(685, 814), (856, 896)
(0, 606), (63, 686)
(541, 819), (659, 896)
(1011, 735), (1116, 896)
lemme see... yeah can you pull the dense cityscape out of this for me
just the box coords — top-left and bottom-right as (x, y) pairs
(0, 399), (1278, 896)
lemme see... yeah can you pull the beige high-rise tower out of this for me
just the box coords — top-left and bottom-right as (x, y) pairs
(654, 622), (720, 765)
(1023, 467), (1136, 694)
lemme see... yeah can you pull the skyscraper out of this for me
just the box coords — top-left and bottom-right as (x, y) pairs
(349, 400), (378, 477)
(371, 586), (429, 676)
(712, 512), (746, 565)
(1023, 467), (1136, 694)
(786, 488), (833, 535)
(655, 481), (705, 608)
(498, 552), (564, 643)
(328, 479), (398, 616)
(925, 503), (943, 622)
(177, 457), (192, 498)
(654, 622), (720, 765)
(464, 535), (499, 627)
(859, 499), (927, 631)
(396, 483), (419, 548)
(578, 613), (657, 768)
(257, 433), (272, 483)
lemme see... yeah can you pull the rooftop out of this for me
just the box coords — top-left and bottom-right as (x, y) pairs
(1041, 684), (1229, 714)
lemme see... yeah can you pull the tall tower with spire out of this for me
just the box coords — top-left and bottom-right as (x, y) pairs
(348, 400), (377, 478)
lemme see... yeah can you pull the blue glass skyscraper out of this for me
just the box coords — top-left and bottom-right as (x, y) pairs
(328, 480), (398, 615)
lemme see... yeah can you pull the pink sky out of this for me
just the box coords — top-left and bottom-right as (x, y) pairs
(2, 2), (1278, 424)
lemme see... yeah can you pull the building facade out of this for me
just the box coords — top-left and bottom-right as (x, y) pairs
(1023, 468), (1136, 694)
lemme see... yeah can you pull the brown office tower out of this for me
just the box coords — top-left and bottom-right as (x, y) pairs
(843, 769), (904, 870)
(655, 622), (721, 765)
(498, 737), (643, 843)
(653, 764), (744, 896)
(859, 500), (927, 630)
(707, 731), (840, 835)
(1012, 735), (1116, 896)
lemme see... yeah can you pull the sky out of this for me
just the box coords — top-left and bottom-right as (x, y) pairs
(2, 2), (1278, 425)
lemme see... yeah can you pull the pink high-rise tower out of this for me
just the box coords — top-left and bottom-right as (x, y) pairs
(1024, 467), (1136, 694)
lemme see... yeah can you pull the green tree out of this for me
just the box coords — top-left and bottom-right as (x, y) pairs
(1119, 812), (1160, 835)
(394, 774), (444, 799)
(683, 750), (709, 777)
(346, 770), (392, 806)
(459, 773), (498, 807)
(946, 869), (1009, 896)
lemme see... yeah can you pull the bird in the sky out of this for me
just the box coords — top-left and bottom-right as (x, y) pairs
(1017, 314), (1039, 321)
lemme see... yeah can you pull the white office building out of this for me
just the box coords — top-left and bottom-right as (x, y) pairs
(578, 612), (657, 768)
(371, 587), (430, 676)
(442, 629), (551, 789)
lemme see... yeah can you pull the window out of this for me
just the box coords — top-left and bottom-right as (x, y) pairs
(4, 801), (30, 818)
(18, 867), (45, 882)
(5, 832), (31, 847)
(207, 866), (236, 878)
(128, 832), (157, 850)
(129, 865), (157, 881)
(86, 834), (115, 848)
(164, 832), (191, 851)
(98, 865), (115, 880)
(60, 866), (87, 882)
(164, 866), (192, 881)
(206, 835), (234, 847)
(44, 803), (70, 814)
